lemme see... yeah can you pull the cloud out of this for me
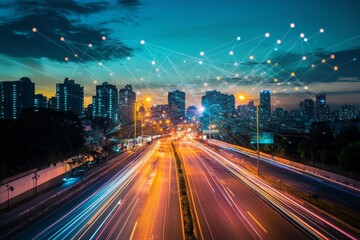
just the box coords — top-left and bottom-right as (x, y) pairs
(0, 0), (134, 62)
(118, 0), (141, 8)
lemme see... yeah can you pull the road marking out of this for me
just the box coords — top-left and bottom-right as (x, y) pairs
(129, 221), (138, 240)
(247, 211), (268, 233)
(118, 199), (122, 205)
(227, 187), (235, 197)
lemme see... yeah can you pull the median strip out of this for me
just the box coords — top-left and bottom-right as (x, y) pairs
(171, 142), (198, 240)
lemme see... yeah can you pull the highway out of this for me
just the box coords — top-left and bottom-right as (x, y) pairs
(6, 140), (183, 240)
(176, 138), (358, 240)
(176, 139), (309, 240)
(207, 139), (360, 215)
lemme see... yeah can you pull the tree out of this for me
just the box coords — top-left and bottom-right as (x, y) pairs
(338, 142), (360, 172)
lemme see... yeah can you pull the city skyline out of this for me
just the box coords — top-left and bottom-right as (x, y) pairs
(0, 0), (359, 110)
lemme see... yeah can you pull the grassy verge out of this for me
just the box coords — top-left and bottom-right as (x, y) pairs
(171, 142), (197, 240)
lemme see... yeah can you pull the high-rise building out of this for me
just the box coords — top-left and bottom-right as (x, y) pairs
(201, 90), (235, 128)
(168, 90), (185, 123)
(34, 94), (48, 109)
(119, 84), (136, 126)
(340, 104), (355, 121)
(92, 82), (118, 122)
(259, 90), (271, 122)
(315, 94), (328, 121)
(0, 77), (35, 119)
(56, 78), (84, 116)
(299, 99), (315, 122)
(48, 96), (57, 110)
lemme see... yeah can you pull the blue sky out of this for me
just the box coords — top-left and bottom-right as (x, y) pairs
(0, 0), (359, 109)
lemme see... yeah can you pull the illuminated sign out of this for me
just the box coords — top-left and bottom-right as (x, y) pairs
(251, 132), (274, 144)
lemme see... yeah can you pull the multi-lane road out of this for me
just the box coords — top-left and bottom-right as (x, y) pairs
(2, 137), (358, 240)
(5, 140), (183, 240)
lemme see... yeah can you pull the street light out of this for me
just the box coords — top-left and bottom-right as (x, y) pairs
(134, 97), (151, 148)
(32, 173), (40, 196)
(6, 185), (14, 210)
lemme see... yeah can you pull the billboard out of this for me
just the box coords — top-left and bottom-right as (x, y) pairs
(251, 132), (274, 144)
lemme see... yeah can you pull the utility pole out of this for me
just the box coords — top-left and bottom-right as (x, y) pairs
(256, 105), (260, 175)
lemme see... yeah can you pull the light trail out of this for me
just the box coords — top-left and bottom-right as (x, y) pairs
(191, 140), (357, 240)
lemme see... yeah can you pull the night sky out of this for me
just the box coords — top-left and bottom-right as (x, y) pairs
(0, 0), (359, 109)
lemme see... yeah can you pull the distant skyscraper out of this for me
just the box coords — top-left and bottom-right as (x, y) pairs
(340, 104), (355, 121)
(48, 96), (57, 110)
(92, 82), (118, 122)
(56, 78), (84, 116)
(34, 94), (47, 109)
(119, 84), (136, 126)
(168, 90), (186, 123)
(315, 94), (328, 121)
(0, 77), (35, 119)
(201, 90), (235, 128)
(259, 90), (271, 122)
(299, 99), (315, 122)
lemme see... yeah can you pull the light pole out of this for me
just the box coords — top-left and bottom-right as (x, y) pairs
(6, 185), (14, 210)
(33, 173), (40, 196)
(256, 105), (260, 175)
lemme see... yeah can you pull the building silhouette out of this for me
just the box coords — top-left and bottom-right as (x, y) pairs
(92, 82), (118, 122)
(34, 94), (48, 109)
(259, 90), (271, 122)
(119, 84), (136, 126)
(201, 90), (235, 129)
(56, 78), (84, 116)
(0, 77), (35, 119)
(315, 94), (328, 121)
(168, 90), (185, 123)
(300, 99), (315, 122)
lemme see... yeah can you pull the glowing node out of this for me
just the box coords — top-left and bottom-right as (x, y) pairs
(110, 72), (113, 76)
(140, 77), (144, 81)
(238, 95), (245, 100)
(199, 60), (203, 65)
(64, 57), (69, 61)
(334, 66), (339, 71)
(320, 28), (324, 33)
(183, 60), (187, 63)
(32, 27), (37, 32)
(274, 48), (278, 51)
(311, 64), (315, 68)
(127, 57), (131, 60)
(234, 62), (238, 66)
(330, 54), (335, 59)
(354, 57), (357, 61)
(93, 80), (97, 84)
(60, 37), (65, 41)
(274, 78), (278, 82)
(216, 76), (221, 80)
(200, 51), (205, 56)
(98, 62), (102, 66)
(290, 23), (295, 28)
(140, 39), (145, 45)
(322, 59), (326, 63)
(302, 56), (307, 61)
(277, 39), (281, 44)
(235, 73), (239, 77)
(74, 54), (78, 58)
(304, 86), (308, 90)
(265, 32), (270, 38)
(229, 50), (234, 55)
(155, 68), (159, 72)
(197, 75), (200, 79)
(291, 72), (295, 77)
(294, 87), (299, 91)
(304, 38), (308, 42)
(249, 55), (254, 60)
(300, 33), (305, 38)
(273, 90), (277, 94)
(102, 36), (106, 40)
(88, 43), (93, 48)
(237, 36), (241, 41)
(267, 59), (271, 64)
(204, 83), (208, 86)
(151, 60), (156, 65)
(275, 63), (279, 66)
